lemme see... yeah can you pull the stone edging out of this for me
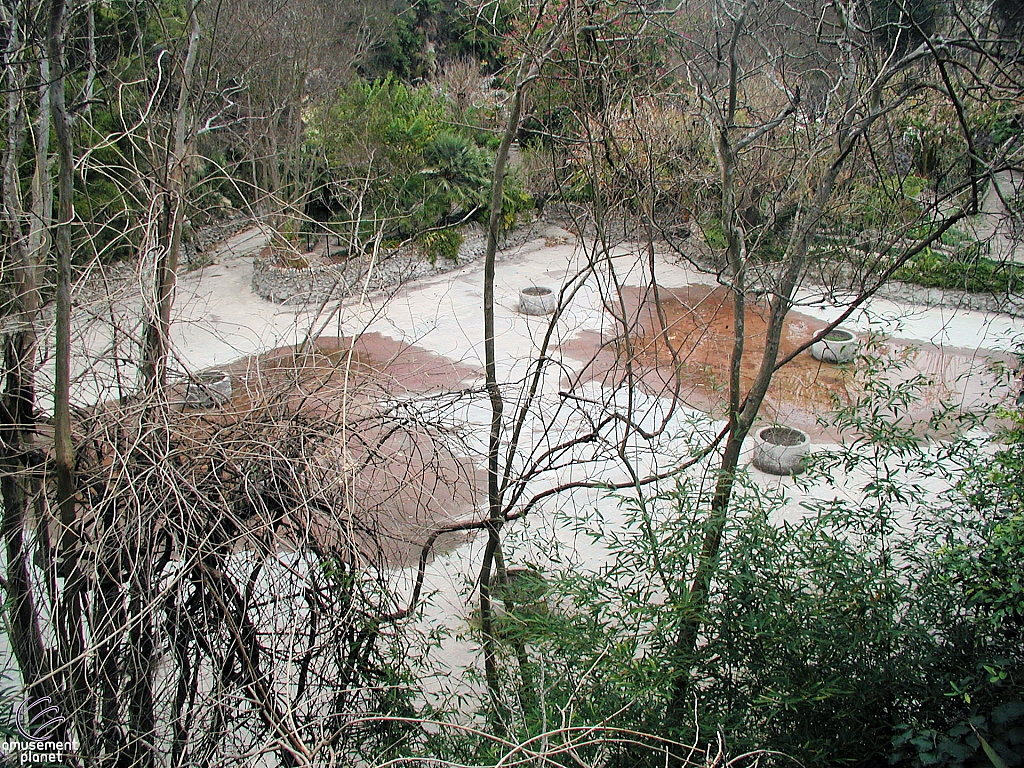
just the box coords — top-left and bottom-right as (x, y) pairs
(870, 280), (1024, 318)
(664, 235), (1024, 319)
(251, 222), (536, 305)
(184, 215), (254, 265)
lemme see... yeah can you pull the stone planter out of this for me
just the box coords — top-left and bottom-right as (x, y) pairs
(752, 425), (810, 475)
(810, 328), (859, 364)
(519, 286), (557, 316)
(185, 370), (232, 408)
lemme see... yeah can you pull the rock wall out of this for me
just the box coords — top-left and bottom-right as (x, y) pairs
(872, 280), (1024, 317)
(184, 215), (253, 266)
(665, 232), (1024, 319)
(252, 222), (536, 305)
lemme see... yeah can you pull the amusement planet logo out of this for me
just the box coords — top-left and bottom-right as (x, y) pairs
(16, 697), (64, 741)
(2, 696), (77, 765)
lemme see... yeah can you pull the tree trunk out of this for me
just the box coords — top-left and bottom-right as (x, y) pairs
(478, 39), (559, 729)
(0, 0), (58, 722)
(140, 2), (201, 396)
(479, 73), (524, 735)
(47, 0), (77, 560)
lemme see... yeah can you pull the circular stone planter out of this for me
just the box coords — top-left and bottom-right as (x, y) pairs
(519, 286), (557, 316)
(185, 370), (233, 408)
(752, 425), (810, 475)
(810, 328), (859, 364)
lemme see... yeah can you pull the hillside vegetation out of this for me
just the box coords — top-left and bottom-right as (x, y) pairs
(1, 1), (1022, 766)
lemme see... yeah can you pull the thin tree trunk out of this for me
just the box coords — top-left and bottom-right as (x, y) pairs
(29, 48), (52, 271)
(0, 0), (56, 719)
(664, 132), (841, 733)
(663, 3), (795, 732)
(46, 5), (97, 760)
(131, 8), (201, 764)
(47, 0), (76, 558)
(140, 2), (200, 395)
(479, 75), (524, 735)
(477, 19), (567, 729)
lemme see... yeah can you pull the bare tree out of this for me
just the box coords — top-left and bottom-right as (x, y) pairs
(200, 0), (392, 228)
(1, 0), (1019, 764)
(658, 0), (1022, 730)
(1, 0), (53, 707)
(411, 0), (1023, 742)
(1, 2), (446, 764)
(139, 0), (201, 396)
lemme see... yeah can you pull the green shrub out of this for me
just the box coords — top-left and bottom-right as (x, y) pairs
(847, 174), (927, 230)
(894, 247), (1024, 293)
(699, 217), (788, 264)
(509, 351), (1024, 767)
(970, 100), (1023, 161)
(702, 218), (727, 251)
(74, 173), (138, 263)
(941, 227), (971, 246)
(487, 172), (533, 232)
(907, 222), (972, 244)
(443, 0), (519, 68)
(362, 3), (429, 80)
(417, 228), (463, 263)
(416, 132), (492, 228)
(307, 78), (502, 249)
(1009, 195), (1024, 235)
(308, 76), (449, 177)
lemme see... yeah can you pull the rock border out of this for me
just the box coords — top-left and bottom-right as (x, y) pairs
(252, 222), (537, 305)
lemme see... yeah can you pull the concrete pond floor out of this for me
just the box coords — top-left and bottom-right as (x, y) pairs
(18, 221), (1024, 713)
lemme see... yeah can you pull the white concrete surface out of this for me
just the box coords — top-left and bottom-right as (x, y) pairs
(17, 222), (1024, 718)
